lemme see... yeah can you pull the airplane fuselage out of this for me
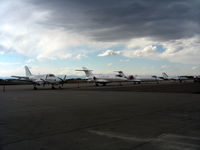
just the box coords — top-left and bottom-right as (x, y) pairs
(87, 74), (127, 84)
(134, 75), (161, 82)
(29, 74), (62, 85)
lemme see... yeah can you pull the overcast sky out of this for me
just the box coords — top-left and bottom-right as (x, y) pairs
(0, 0), (200, 76)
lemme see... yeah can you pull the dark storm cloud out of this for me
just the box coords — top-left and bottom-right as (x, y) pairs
(31, 0), (200, 41)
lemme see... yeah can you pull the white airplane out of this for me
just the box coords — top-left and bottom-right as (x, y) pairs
(76, 67), (128, 86)
(194, 75), (200, 82)
(12, 66), (66, 90)
(162, 72), (188, 82)
(116, 71), (163, 84)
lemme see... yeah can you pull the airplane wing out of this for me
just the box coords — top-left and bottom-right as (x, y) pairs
(30, 79), (45, 85)
(12, 76), (45, 85)
(11, 76), (30, 80)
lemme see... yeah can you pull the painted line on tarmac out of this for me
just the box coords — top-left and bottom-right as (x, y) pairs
(87, 130), (153, 142)
(87, 130), (200, 149)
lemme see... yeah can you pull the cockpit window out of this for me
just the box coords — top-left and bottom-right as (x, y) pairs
(116, 74), (123, 77)
(49, 74), (55, 77)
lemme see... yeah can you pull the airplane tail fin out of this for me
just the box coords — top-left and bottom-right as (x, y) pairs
(76, 67), (93, 77)
(162, 72), (168, 79)
(25, 66), (32, 77)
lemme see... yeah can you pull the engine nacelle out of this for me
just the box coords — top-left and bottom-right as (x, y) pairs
(128, 75), (134, 80)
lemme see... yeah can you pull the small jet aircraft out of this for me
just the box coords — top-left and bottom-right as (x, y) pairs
(116, 71), (163, 84)
(162, 72), (188, 82)
(194, 75), (200, 82)
(12, 66), (66, 90)
(76, 67), (127, 86)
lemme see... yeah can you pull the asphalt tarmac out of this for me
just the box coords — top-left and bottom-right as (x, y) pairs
(0, 82), (200, 150)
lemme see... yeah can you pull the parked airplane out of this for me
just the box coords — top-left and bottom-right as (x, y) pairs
(194, 75), (200, 82)
(76, 67), (127, 86)
(12, 66), (66, 90)
(116, 71), (162, 84)
(162, 72), (188, 82)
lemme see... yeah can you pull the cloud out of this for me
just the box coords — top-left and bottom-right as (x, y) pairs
(26, 0), (200, 65)
(107, 63), (113, 67)
(120, 59), (130, 62)
(37, 52), (72, 60)
(28, 0), (200, 41)
(192, 66), (200, 70)
(74, 53), (87, 60)
(96, 36), (200, 65)
(0, 21), (91, 60)
(123, 45), (160, 59)
(0, 0), (117, 61)
(26, 59), (35, 63)
(98, 50), (121, 57)
(121, 36), (200, 65)
(160, 65), (170, 69)
(0, 62), (21, 66)
(1, 0), (200, 67)
(21, 65), (85, 76)
(0, 65), (25, 76)
(0, 65), (82, 76)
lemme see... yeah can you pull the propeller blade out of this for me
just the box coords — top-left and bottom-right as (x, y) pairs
(63, 75), (66, 80)
(40, 78), (46, 87)
(58, 75), (66, 86)
(58, 77), (63, 82)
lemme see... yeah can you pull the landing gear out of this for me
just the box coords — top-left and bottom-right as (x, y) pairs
(95, 83), (99, 86)
(51, 86), (55, 90)
(33, 86), (37, 90)
(103, 83), (106, 86)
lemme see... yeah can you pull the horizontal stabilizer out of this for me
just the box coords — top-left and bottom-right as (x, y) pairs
(114, 71), (127, 78)
(76, 69), (93, 71)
